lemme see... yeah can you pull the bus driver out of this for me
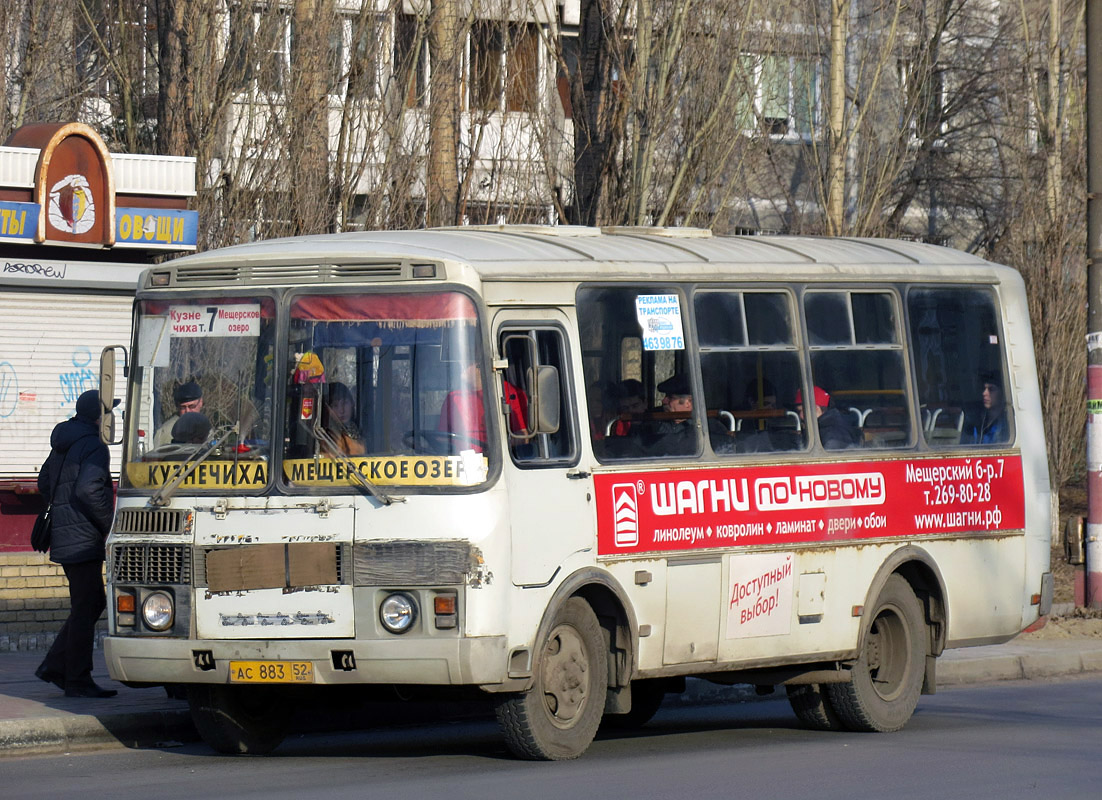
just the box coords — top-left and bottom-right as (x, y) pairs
(153, 381), (204, 447)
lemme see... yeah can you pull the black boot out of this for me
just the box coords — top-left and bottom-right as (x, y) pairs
(34, 664), (65, 691)
(64, 681), (118, 698)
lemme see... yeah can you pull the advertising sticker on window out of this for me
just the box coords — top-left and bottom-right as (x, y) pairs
(169, 304), (261, 338)
(635, 294), (685, 351)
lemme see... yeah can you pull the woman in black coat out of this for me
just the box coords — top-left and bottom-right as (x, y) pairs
(35, 390), (118, 698)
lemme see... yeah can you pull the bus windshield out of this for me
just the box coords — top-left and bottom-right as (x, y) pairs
(281, 290), (491, 490)
(122, 295), (277, 491)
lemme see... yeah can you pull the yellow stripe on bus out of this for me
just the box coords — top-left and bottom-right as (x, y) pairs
(284, 456), (484, 487)
(127, 456), (486, 488)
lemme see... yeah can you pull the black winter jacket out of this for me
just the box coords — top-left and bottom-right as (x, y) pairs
(37, 417), (113, 564)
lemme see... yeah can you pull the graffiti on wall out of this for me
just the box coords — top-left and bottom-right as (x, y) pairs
(58, 346), (95, 405)
(0, 362), (17, 418)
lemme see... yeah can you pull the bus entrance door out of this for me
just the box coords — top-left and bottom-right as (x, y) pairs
(495, 311), (591, 587)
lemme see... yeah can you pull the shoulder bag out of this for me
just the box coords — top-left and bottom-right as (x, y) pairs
(30, 505), (52, 553)
(30, 437), (88, 554)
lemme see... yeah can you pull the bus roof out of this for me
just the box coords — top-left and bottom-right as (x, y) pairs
(153, 227), (1007, 287)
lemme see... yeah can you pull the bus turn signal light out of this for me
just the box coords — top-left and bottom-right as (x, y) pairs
(434, 593), (457, 629)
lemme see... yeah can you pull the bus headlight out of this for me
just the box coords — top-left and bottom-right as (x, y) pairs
(142, 591), (175, 631)
(379, 592), (417, 634)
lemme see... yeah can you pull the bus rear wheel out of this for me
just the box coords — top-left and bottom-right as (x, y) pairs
(826, 575), (926, 732)
(495, 597), (607, 760)
(786, 683), (844, 730)
(187, 684), (289, 755)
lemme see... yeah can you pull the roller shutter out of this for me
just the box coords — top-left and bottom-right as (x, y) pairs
(0, 290), (131, 480)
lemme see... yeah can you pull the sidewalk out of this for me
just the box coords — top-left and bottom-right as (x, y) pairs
(2, 635), (1101, 758)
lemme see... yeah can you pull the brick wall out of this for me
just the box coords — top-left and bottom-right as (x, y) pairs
(0, 552), (107, 651)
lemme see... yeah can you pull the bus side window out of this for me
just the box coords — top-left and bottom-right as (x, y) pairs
(907, 288), (1011, 447)
(805, 290), (911, 450)
(695, 290), (807, 455)
(578, 286), (700, 461)
(500, 327), (576, 465)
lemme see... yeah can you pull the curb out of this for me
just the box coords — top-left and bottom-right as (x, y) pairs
(0, 709), (197, 757)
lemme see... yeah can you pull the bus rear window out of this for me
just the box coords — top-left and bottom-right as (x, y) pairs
(908, 287), (1011, 447)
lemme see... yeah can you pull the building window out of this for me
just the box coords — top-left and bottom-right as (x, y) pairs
(469, 22), (539, 113)
(225, 5), (290, 94)
(96, 4), (160, 101)
(254, 7), (290, 94)
(394, 13), (428, 107)
(328, 12), (385, 98)
(897, 55), (946, 143)
(740, 53), (820, 138)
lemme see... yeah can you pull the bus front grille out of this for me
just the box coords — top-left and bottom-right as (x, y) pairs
(353, 541), (475, 586)
(112, 544), (191, 585)
(114, 508), (189, 535)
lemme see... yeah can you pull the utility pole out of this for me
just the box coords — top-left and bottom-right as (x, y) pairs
(1086, 0), (1102, 607)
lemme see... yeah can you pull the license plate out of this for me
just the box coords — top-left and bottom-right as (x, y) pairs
(228, 660), (314, 684)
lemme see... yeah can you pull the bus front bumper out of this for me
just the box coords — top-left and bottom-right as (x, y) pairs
(104, 634), (508, 687)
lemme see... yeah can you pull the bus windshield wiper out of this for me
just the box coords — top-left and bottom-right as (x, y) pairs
(307, 424), (402, 506)
(149, 423), (239, 508)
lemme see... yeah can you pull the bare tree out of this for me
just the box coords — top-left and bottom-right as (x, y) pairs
(6, 1), (85, 129)
(986, 0), (1086, 488)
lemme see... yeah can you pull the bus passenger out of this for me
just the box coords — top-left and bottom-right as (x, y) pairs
(322, 382), (365, 456)
(798, 385), (861, 449)
(608, 379), (646, 437)
(153, 381), (204, 447)
(744, 378), (778, 410)
(647, 374), (717, 455)
(962, 374), (1009, 444)
(438, 363), (490, 451)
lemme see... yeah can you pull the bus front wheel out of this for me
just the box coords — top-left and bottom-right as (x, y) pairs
(187, 684), (289, 755)
(495, 597), (607, 760)
(826, 575), (926, 732)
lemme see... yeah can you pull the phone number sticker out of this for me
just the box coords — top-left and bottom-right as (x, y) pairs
(635, 294), (685, 351)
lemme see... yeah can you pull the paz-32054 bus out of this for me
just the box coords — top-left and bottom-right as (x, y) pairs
(98, 226), (1052, 759)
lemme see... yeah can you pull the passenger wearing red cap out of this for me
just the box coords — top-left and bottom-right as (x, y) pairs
(797, 385), (862, 449)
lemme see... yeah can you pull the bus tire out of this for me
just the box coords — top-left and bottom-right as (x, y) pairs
(786, 683), (844, 731)
(602, 679), (667, 729)
(187, 684), (289, 755)
(826, 575), (926, 732)
(495, 597), (607, 760)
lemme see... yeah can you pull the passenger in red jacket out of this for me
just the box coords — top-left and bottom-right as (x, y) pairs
(437, 364), (528, 452)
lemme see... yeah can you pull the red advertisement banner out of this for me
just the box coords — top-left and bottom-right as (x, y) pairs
(594, 455), (1025, 556)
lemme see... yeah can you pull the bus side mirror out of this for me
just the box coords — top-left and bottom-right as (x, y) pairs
(530, 365), (560, 435)
(1064, 515), (1085, 566)
(99, 345), (128, 445)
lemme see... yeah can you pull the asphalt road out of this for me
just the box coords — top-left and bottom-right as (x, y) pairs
(5, 676), (1098, 800)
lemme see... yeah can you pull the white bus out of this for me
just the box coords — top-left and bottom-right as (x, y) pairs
(99, 226), (1052, 759)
